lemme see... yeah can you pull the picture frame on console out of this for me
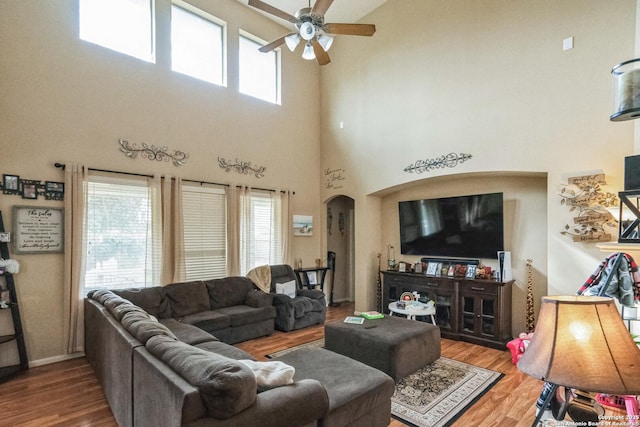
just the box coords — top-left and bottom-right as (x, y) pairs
(466, 265), (477, 279)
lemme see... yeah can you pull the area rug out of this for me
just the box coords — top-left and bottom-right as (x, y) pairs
(392, 357), (502, 427)
(265, 338), (325, 358)
(267, 339), (502, 427)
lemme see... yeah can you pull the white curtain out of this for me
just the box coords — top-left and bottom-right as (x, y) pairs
(63, 163), (88, 354)
(274, 189), (293, 266)
(159, 176), (185, 284)
(238, 186), (252, 275)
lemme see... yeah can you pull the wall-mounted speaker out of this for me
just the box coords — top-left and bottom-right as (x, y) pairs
(624, 155), (640, 190)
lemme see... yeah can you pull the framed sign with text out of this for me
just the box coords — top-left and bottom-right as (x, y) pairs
(12, 206), (64, 254)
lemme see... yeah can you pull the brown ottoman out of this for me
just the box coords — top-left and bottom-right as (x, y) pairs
(324, 315), (441, 381)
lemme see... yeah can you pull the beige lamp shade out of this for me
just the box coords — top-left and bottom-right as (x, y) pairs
(517, 295), (640, 394)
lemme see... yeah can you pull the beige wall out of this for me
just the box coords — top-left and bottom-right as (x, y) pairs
(379, 174), (547, 336)
(0, 0), (322, 364)
(320, 0), (637, 314)
(2, 0), (638, 364)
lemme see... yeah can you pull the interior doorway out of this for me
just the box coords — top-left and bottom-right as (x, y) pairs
(326, 195), (355, 304)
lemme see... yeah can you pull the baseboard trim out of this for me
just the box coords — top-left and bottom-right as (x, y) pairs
(29, 352), (85, 367)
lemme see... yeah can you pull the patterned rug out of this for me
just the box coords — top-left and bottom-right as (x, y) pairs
(267, 339), (503, 427)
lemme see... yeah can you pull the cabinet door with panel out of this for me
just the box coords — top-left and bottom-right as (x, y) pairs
(458, 281), (504, 347)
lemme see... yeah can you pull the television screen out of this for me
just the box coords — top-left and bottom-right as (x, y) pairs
(398, 192), (504, 259)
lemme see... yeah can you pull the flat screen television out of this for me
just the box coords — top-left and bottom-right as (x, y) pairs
(398, 192), (504, 259)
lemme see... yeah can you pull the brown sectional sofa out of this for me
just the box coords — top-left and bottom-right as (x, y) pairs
(85, 277), (395, 427)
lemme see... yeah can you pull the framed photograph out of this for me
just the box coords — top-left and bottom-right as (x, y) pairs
(306, 271), (318, 285)
(466, 265), (477, 279)
(447, 265), (455, 277)
(436, 262), (443, 276)
(0, 232), (10, 243)
(426, 262), (438, 276)
(293, 215), (313, 236)
(440, 263), (449, 276)
(3, 174), (19, 194)
(45, 181), (65, 193)
(13, 206), (64, 254)
(21, 181), (38, 199)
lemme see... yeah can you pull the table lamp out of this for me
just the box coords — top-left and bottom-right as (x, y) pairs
(517, 296), (640, 426)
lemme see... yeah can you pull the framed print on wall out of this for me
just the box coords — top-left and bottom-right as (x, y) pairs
(293, 215), (313, 236)
(3, 174), (19, 194)
(12, 206), (64, 254)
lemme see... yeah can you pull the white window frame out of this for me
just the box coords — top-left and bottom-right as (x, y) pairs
(239, 30), (281, 105)
(171, 0), (227, 87)
(79, 0), (156, 63)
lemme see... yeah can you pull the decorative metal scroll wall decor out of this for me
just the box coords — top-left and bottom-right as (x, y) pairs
(2, 174), (64, 201)
(559, 173), (618, 242)
(218, 157), (266, 178)
(404, 152), (472, 174)
(119, 139), (189, 166)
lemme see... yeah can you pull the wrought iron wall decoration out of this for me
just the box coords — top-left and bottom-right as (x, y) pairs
(404, 152), (472, 174)
(2, 174), (64, 201)
(119, 138), (189, 166)
(559, 173), (618, 242)
(218, 157), (266, 178)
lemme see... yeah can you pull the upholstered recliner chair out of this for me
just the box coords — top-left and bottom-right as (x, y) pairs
(269, 264), (327, 332)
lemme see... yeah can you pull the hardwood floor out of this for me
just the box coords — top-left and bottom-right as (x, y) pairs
(0, 302), (545, 426)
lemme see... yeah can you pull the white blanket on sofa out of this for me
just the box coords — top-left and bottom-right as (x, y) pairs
(246, 265), (271, 293)
(238, 359), (295, 391)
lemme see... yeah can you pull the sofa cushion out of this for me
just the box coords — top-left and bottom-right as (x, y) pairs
(206, 277), (253, 309)
(269, 264), (297, 293)
(113, 287), (172, 318)
(146, 335), (257, 419)
(110, 302), (149, 321)
(215, 305), (276, 327)
(195, 341), (256, 361)
(164, 281), (210, 317)
(180, 310), (230, 332)
(120, 310), (178, 344)
(244, 289), (273, 308)
(159, 318), (219, 345)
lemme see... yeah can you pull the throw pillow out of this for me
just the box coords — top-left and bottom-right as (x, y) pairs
(275, 280), (296, 298)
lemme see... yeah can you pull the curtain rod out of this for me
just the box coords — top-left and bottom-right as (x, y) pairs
(53, 163), (294, 194)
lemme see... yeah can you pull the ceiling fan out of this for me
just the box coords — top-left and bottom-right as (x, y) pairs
(247, 0), (376, 65)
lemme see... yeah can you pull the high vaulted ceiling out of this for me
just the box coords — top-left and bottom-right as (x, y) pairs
(236, 0), (387, 27)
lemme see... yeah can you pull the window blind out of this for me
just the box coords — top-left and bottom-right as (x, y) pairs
(182, 185), (227, 280)
(84, 175), (161, 291)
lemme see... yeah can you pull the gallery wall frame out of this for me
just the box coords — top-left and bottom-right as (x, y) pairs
(12, 206), (64, 254)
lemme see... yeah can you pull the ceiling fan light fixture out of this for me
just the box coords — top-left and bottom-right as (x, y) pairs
(302, 42), (316, 60)
(318, 34), (333, 51)
(284, 33), (300, 52)
(299, 21), (316, 41)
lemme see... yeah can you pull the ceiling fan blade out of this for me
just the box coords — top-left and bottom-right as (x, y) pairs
(323, 23), (376, 37)
(311, 0), (334, 17)
(247, 0), (297, 23)
(259, 34), (290, 53)
(311, 39), (331, 65)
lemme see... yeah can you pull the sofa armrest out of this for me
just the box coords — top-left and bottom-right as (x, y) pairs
(271, 293), (292, 305)
(297, 289), (325, 300)
(184, 379), (329, 427)
(245, 289), (273, 308)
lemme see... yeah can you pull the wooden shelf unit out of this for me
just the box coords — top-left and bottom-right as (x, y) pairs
(0, 211), (28, 383)
(382, 270), (513, 349)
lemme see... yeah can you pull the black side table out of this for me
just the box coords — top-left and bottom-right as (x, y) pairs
(294, 267), (330, 290)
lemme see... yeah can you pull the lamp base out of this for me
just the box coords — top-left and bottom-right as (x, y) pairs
(566, 391), (604, 423)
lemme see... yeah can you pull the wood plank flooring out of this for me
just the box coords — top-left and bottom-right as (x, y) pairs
(0, 302), (546, 426)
